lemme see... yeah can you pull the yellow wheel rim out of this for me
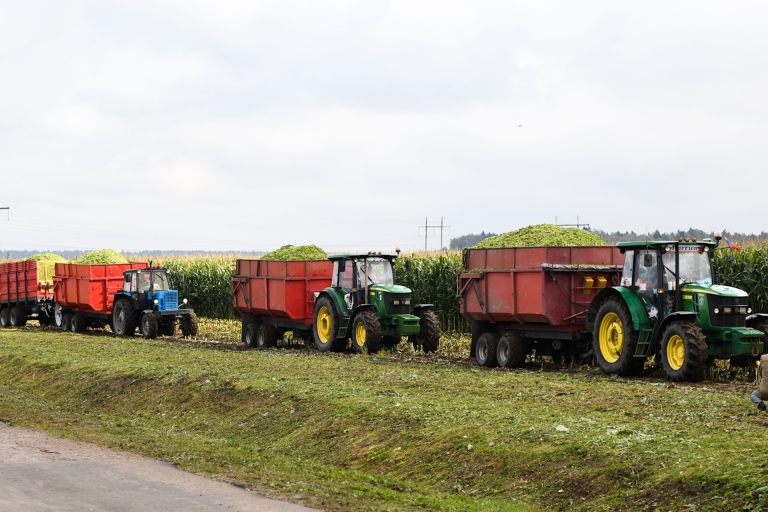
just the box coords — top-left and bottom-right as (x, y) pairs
(599, 312), (624, 363)
(355, 321), (366, 347)
(666, 334), (685, 370)
(317, 306), (332, 343)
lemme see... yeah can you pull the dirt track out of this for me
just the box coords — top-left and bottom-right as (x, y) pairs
(0, 422), (318, 512)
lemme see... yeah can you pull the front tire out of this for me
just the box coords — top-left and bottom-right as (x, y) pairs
(181, 313), (198, 337)
(476, 332), (499, 367)
(112, 298), (136, 337)
(593, 298), (644, 376)
(410, 310), (440, 353)
(497, 333), (526, 368)
(141, 312), (159, 339)
(660, 321), (707, 382)
(351, 311), (382, 354)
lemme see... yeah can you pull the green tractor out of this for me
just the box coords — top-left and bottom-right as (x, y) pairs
(588, 236), (765, 381)
(312, 253), (440, 354)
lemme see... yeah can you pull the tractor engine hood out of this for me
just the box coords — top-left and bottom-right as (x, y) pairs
(681, 283), (749, 298)
(368, 284), (412, 295)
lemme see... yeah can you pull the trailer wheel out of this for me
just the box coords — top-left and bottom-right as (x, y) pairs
(0, 308), (9, 328)
(256, 323), (277, 349)
(660, 321), (707, 382)
(113, 298), (137, 336)
(351, 311), (382, 354)
(476, 332), (500, 367)
(313, 296), (340, 352)
(497, 333), (526, 368)
(593, 298), (644, 376)
(410, 310), (440, 353)
(71, 313), (87, 333)
(158, 321), (176, 337)
(470, 321), (491, 358)
(54, 303), (63, 328)
(141, 312), (159, 339)
(243, 319), (259, 348)
(61, 313), (72, 332)
(10, 307), (27, 327)
(181, 313), (198, 337)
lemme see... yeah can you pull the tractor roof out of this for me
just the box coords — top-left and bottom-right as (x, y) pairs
(616, 239), (718, 250)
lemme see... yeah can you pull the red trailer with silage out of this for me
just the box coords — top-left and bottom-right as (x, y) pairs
(53, 262), (146, 332)
(459, 246), (623, 367)
(0, 260), (57, 327)
(232, 259), (333, 349)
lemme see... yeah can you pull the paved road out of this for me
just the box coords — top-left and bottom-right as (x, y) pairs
(0, 422), (319, 512)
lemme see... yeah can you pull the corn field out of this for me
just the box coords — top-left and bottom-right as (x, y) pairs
(159, 256), (237, 320)
(713, 244), (768, 314)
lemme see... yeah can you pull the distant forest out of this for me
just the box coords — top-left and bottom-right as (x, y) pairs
(450, 228), (768, 249)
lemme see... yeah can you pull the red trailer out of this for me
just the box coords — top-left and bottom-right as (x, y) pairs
(232, 259), (333, 348)
(459, 246), (623, 367)
(53, 262), (146, 331)
(0, 260), (57, 327)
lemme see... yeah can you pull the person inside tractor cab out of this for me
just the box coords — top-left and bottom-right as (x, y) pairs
(138, 273), (151, 293)
(635, 251), (658, 294)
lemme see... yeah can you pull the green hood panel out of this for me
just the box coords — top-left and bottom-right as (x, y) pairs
(682, 284), (748, 297)
(369, 284), (412, 294)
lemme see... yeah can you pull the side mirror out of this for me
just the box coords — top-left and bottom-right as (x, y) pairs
(405, 260), (412, 272)
(643, 253), (653, 267)
(727, 254), (735, 268)
(338, 259), (346, 272)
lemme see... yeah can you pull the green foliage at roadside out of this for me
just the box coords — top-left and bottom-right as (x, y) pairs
(2, 330), (767, 512)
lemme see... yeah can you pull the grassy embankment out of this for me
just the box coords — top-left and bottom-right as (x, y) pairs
(1, 327), (768, 512)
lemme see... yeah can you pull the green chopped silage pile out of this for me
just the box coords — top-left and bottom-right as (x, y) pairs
(22, 253), (66, 283)
(261, 244), (328, 261)
(472, 224), (606, 249)
(73, 249), (129, 264)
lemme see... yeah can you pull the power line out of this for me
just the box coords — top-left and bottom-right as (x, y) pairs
(418, 217), (450, 251)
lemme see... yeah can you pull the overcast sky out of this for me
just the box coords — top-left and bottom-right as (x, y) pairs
(1, 1), (767, 253)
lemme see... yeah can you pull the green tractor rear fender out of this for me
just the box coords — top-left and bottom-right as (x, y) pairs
(587, 287), (653, 333)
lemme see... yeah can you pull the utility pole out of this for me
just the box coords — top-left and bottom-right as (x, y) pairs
(418, 217), (451, 251)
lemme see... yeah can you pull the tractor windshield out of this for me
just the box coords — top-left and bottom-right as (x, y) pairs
(359, 258), (394, 286)
(662, 248), (713, 287)
(152, 271), (171, 291)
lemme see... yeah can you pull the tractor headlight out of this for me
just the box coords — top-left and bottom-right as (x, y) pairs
(153, 299), (159, 305)
(393, 300), (400, 305)
(724, 307), (732, 314)
(714, 308), (719, 314)
(748, 308), (753, 314)
(183, 298), (188, 305)
(404, 299), (410, 305)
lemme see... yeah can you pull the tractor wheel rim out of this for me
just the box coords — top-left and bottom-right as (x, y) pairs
(667, 334), (685, 370)
(317, 306), (331, 342)
(599, 312), (623, 363)
(355, 322), (366, 347)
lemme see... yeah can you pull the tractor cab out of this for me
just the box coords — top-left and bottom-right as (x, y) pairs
(329, 253), (410, 311)
(121, 267), (181, 313)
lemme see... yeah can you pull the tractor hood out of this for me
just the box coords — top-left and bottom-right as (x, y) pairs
(369, 284), (412, 295)
(681, 283), (749, 298)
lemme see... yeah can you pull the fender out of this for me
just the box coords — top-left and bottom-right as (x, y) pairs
(411, 303), (433, 313)
(747, 313), (768, 326)
(586, 287), (653, 333)
(651, 311), (698, 346)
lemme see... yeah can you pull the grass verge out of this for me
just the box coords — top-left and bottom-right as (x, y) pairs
(1, 327), (767, 511)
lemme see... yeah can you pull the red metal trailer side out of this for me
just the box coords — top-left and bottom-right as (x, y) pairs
(54, 262), (146, 315)
(232, 259), (333, 347)
(0, 260), (56, 327)
(459, 246), (623, 366)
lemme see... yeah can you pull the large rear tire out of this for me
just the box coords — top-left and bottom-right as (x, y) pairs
(497, 333), (526, 368)
(9, 307), (27, 327)
(141, 312), (159, 339)
(660, 321), (707, 382)
(351, 310), (382, 354)
(410, 310), (440, 353)
(476, 332), (500, 367)
(313, 296), (341, 352)
(592, 298), (644, 376)
(113, 298), (136, 337)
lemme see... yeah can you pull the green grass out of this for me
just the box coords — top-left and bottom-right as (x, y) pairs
(1, 327), (768, 511)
